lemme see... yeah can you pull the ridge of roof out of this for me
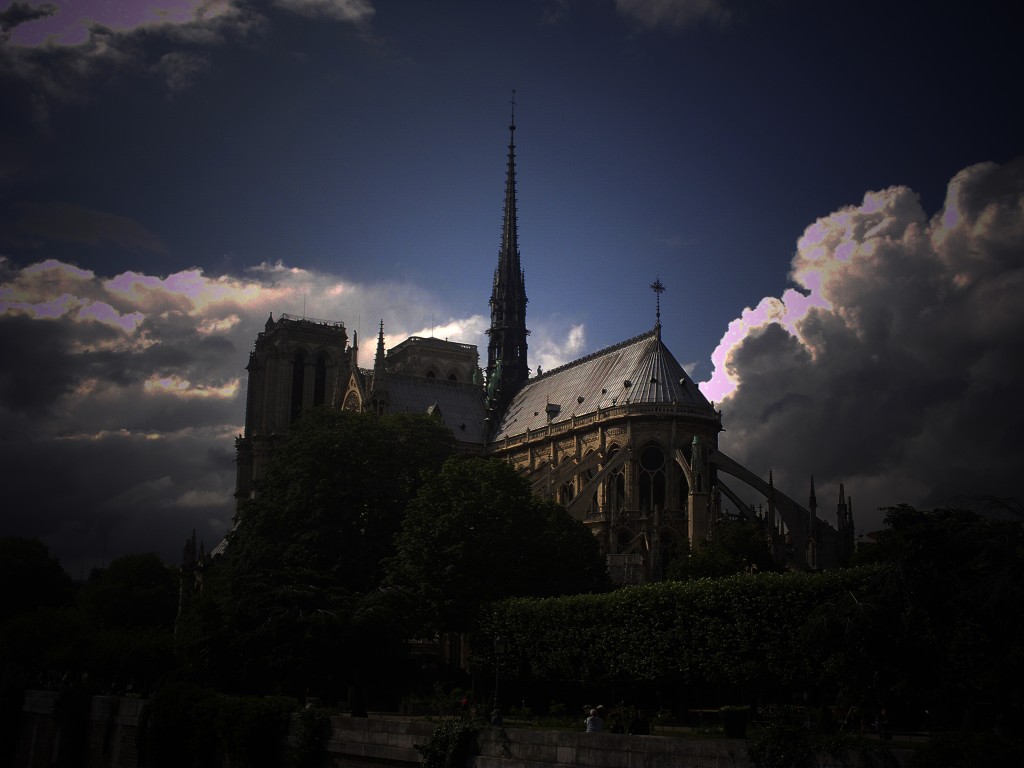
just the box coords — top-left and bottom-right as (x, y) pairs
(533, 326), (658, 381)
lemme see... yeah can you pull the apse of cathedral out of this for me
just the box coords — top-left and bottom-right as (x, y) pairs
(232, 104), (855, 582)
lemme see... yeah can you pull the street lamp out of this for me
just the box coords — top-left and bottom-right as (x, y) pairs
(493, 634), (508, 712)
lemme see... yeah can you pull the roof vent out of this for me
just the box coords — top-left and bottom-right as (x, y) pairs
(577, 396), (584, 404)
(545, 402), (561, 421)
(624, 379), (632, 387)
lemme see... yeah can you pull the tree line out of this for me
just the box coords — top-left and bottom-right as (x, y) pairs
(3, 409), (1023, 765)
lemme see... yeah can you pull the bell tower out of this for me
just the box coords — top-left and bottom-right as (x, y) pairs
(234, 313), (351, 511)
(486, 91), (530, 419)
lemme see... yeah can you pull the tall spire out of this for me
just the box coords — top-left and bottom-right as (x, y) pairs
(486, 90), (530, 418)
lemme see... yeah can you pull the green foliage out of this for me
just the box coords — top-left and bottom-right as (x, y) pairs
(416, 718), (481, 768)
(207, 409), (456, 696)
(747, 709), (816, 768)
(475, 568), (877, 691)
(386, 457), (609, 633)
(850, 505), (1024, 728)
(0, 536), (74, 617)
(78, 553), (178, 630)
(666, 520), (780, 580)
(290, 705), (331, 768)
(139, 682), (222, 768)
(140, 681), (297, 768)
(910, 731), (1024, 768)
(229, 409), (455, 591)
(0, 550), (176, 693)
(748, 708), (899, 768)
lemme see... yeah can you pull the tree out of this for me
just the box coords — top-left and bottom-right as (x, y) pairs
(665, 519), (779, 580)
(0, 536), (74, 618)
(386, 457), (609, 633)
(72, 554), (179, 693)
(228, 409), (455, 591)
(204, 409), (456, 698)
(78, 553), (178, 630)
(847, 505), (1024, 730)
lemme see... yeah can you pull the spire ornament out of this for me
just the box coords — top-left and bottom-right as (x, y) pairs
(650, 276), (665, 329)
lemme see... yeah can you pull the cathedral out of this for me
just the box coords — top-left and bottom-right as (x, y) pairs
(232, 109), (854, 582)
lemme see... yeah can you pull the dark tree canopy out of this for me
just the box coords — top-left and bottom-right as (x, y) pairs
(666, 519), (779, 580)
(845, 504), (1024, 727)
(208, 409), (456, 697)
(228, 409), (455, 591)
(78, 553), (178, 630)
(386, 457), (609, 633)
(0, 536), (75, 617)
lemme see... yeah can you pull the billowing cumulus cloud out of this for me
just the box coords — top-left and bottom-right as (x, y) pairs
(700, 158), (1024, 531)
(0, 255), (486, 574)
(534, 322), (587, 374)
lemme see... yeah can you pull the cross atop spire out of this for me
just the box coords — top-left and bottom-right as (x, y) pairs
(650, 276), (665, 330)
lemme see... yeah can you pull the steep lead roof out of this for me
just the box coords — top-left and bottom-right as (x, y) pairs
(490, 328), (715, 442)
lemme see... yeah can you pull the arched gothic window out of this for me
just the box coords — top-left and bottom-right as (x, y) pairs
(559, 477), (575, 507)
(638, 443), (666, 513)
(606, 445), (625, 513)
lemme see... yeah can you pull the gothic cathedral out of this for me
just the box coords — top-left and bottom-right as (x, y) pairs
(232, 108), (855, 582)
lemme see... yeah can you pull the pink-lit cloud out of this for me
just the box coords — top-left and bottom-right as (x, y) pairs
(699, 158), (1024, 528)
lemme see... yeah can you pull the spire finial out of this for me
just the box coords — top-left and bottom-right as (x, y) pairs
(650, 276), (665, 328)
(509, 88), (516, 131)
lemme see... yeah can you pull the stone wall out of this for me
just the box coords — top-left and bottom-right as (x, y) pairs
(326, 717), (752, 768)
(14, 693), (910, 768)
(15, 691), (145, 768)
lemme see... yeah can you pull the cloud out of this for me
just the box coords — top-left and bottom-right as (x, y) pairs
(613, 0), (733, 30)
(270, 0), (374, 25)
(0, 2), (58, 43)
(0, 0), (375, 119)
(8, 203), (168, 253)
(0, 256), (484, 572)
(699, 158), (1024, 530)
(533, 322), (587, 374)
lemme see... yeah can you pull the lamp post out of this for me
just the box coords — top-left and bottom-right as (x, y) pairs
(493, 634), (508, 713)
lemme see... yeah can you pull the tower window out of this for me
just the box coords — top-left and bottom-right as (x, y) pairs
(290, 350), (307, 422)
(313, 353), (328, 406)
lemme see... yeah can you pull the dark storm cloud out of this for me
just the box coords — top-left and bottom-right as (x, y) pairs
(0, 421), (238, 575)
(0, 2), (57, 41)
(0, 314), (83, 413)
(9, 203), (168, 254)
(701, 158), (1024, 529)
(0, 0), (374, 104)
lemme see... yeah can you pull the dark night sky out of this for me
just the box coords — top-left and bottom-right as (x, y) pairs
(1, 0), (1022, 574)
